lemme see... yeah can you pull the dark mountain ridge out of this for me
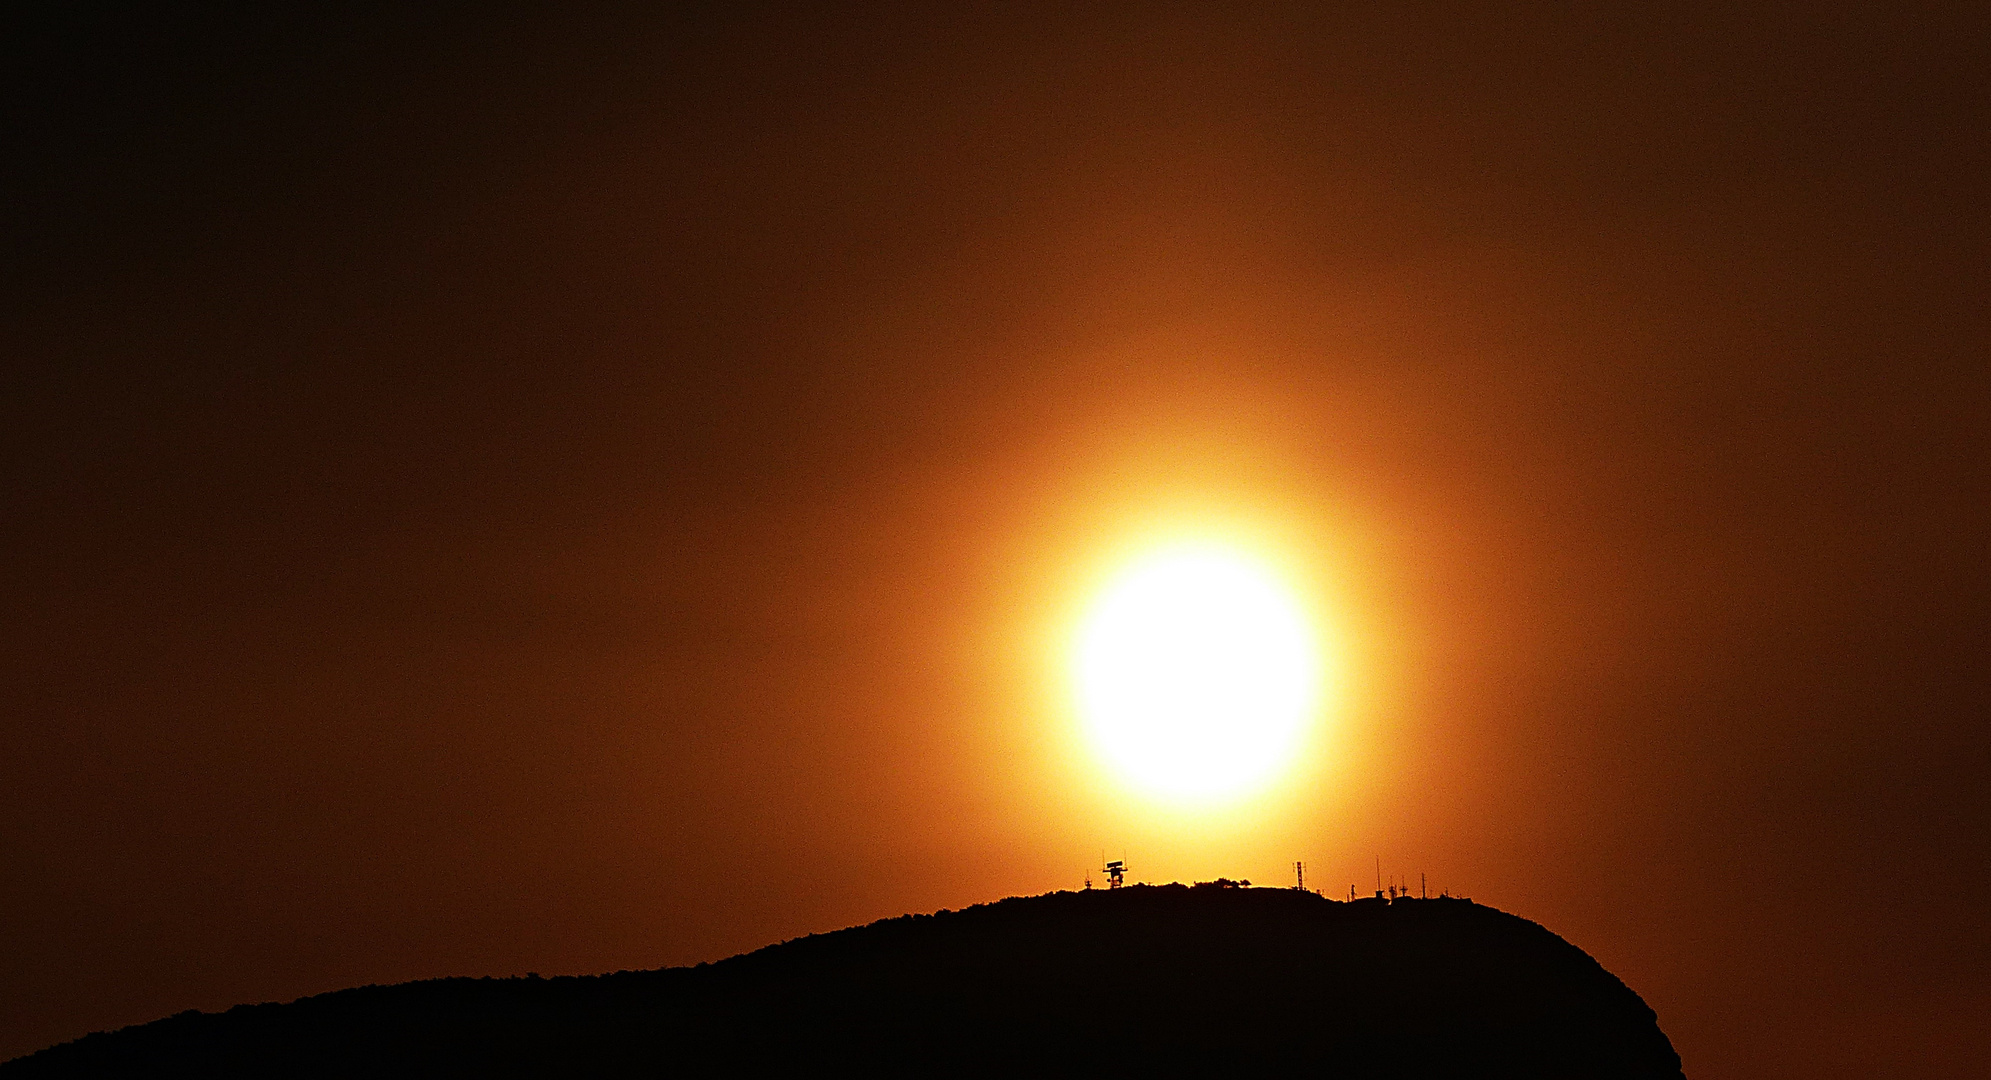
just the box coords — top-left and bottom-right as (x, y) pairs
(5, 884), (1684, 1077)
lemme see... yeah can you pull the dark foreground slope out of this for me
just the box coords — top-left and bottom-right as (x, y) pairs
(6, 886), (1682, 1078)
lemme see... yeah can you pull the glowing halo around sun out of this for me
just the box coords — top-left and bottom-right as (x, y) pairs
(1074, 545), (1323, 800)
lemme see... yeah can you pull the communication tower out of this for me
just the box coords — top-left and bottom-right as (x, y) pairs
(1103, 859), (1127, 889)
(1293, 861), (1305, 891)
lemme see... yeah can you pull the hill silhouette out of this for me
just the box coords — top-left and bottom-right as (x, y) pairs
(5, 885), (1683, 1078)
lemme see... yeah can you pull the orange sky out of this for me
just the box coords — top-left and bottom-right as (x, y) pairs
(4, 6), (1988, 1075)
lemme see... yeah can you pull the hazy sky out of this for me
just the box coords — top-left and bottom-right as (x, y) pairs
(5, 5), (1988, 1075)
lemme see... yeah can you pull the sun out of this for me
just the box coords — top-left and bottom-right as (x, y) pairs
(1075, 545), (1321, 800)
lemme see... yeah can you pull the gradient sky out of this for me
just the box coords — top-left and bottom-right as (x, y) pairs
(4, 5), (1988, 1076)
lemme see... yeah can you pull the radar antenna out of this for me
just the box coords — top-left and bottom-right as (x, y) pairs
(1103, 859), (1127, 889)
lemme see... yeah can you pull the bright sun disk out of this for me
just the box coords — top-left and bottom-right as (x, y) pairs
(1075, 546), (1321, 800)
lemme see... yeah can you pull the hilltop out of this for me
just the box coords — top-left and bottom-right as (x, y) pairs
(4, 885), (1683, 1077)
